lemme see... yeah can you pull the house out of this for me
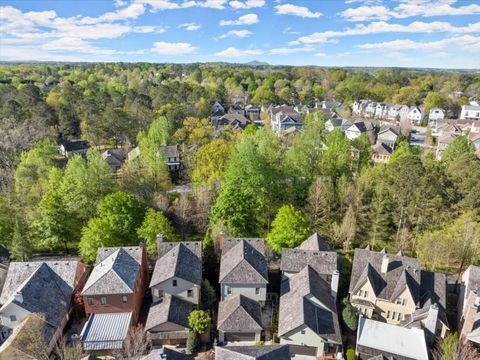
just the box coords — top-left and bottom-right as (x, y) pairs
(80, 246), (148, 353)
(356, 317), (429, 360)
(141, 347), (193, 360)
(376, 125), (400, 151)
(325, 118), (352, 133)
(315, 100), (344, 113)
(469, 132), (480, 157)
(387, 105), (409, 121)
(215, 345), (290, 360)
(407, 106), (425, 125)
(269, 105), (305, 133)
(149, 239), (202, 305)
(429, 108), (445, 121)
(145, 293), (194, 346)
(102, 149), (126, 173)
(128, 144), (180, 172)
(214, 113), (250, 129)
(352, 100), (369, 116)
(219, 238), (268, 302)
(375, 103), (391, 119)
(460, 105), (480, 120)
(348, 248), (449, 341)
(229, 101), (245, 115)
(280, 233), (339, 299)
(345, 121), (375, 141)
(436, 133), (458, 159)
(59, 140), (90, 158)
(457, 265), (480, 346)
(364, 102), (377, 118)
(278, 266), (343, 358)
(217, 294), (263, 343)
(0, 259), (86, 353)
(245, 104), (260, 121)
(212, 101), (225, 117)
(371, 143), (393, 163)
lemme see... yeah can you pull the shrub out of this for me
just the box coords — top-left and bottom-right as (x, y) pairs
(188, 310), (212, 334)
(346, 346), (355, 360)
(186, 331), (199, 354)
(341, 298), (358, 332)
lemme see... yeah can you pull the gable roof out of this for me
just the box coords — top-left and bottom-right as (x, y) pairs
(298, 233), (331, 251)
(217, 294), (262, 332)
(215, 345), (290, 360)
(278, 266), (341, 343)
(349, 249), (421, 304)
(222, 238), (265, 255)
(160, 144), (179, 159)
(357, 317), (429, 360)
(102, 149), (126, 167)
(348, 121), (374, 133)
(80, 312), (132, 351)
(378, 125), (400, 138)
(372, 143), (393, 156)
(281, 248), (338, 276)
(145, 294), (194, 331)
(219, 240), (268, 284)
(82, 247), (142, 296)
(61, 140), (90, 152)
(150, 242), (202, 287)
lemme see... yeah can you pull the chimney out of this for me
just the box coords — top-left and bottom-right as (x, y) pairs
(425, 303), (439, 345)
(156, 234), (163, 258)
(219, 231), (226, 253)
(331, 270), (340, 301)
(381, 254), (389, 274)
(13, 291), (23, 304)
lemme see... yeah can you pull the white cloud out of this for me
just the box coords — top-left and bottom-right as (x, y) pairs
(294, 20), (480, 44)
(341, 0), (480, 21)
(229, 0), (264, 9)
(340, 5), (390, 22)
(268, 46), (315, 55)
(179, 22), (202, 31)
(275, 4), (322, 18)
(42, 37), (117, 55)
(114, 0), (128, 6)
(356, 35), (480, 52)
(283, 26), (300, 35)
(152, 41), (197, 55)
(136, 0), (227, 10)
(214, 47), (262, 57)
(132, 25), (166, 33)
(220, 13), (259, 26)
(218, 29), (252, 38)
(97, 3), (146, 22)
(315, 52), (326, 57)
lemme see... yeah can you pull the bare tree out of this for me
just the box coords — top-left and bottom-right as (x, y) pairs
(113, 325), (150, 360)
(55, 338), (83, 360)
(11, 313), (50, 360)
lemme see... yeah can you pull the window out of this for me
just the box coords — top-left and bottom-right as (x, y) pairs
(100, 296), (107, 305)
(255, 288), (260, 295)
(387, 311), (391, 319)
(363, 291), (368, 298)
(358, 290), (363, 297)
(10, 315), (16, 322)
(402, 298), (407, 306)
(392, 312), (397, 320)
(87, 297), (94, 305)
(226, 286), (232, 295)
(172, 279), (177, 287)
(187, 290), (193, 298)
(122, 295), (128, 303)
(301, 330), (306, 335)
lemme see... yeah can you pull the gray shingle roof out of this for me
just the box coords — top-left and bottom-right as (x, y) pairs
(280, 243), (338, 276)
(219, 240), (268, 284)
(217, 294), (262, 332)
(215, 345), (290, 360)
(150, 242), (202, 287)
(82, 247), (142, 296)
(278, 266), (341, 343)
(160, 144), (179, 159)
(349, 249), (421, 304)
(465, 265), (480, 295)
(222, 238), (265, 255)
(0, 260), (79, 328)
(145, 294), (194, 331)
(297, 233), (331, 251)
(159, 241), (202, 258)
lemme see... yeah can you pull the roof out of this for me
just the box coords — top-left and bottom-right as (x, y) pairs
(215, 345), (290, 360)
(160, 144), (179, 159)
(278, 266), (341, 343)
(222, 238), (265, 254)
(82, 247), (142, 296)
(217, 294), (263, 332)
(281, 248), (338, 276)
(465, 265), (480, 295)
(145, 294), (194, 331)
(102, 149), (126, 167)
(348, 121), (374, 133)
(298, 233), (331, 251)
(219, 240), (268, 284)
(80, 312), (132, 351)
(462, 105), (480, 111)
(378, 125), (400, 138)
(220, 113), (249, 126)
(357, 317), (429, 360)
(0, 260), (79, 327)
(142, 348), (193, 360)
(349, 249), (421, 304)
(372, 143), (393, 156)
(151, 242), (202, 287)
(61, 140), (90, 152)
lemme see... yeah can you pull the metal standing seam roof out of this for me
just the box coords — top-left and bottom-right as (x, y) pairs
(357, 317), (429, 360)
(80, 312), (132, 351)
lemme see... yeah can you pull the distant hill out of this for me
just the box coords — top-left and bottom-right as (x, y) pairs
(245, 60), (270, 66)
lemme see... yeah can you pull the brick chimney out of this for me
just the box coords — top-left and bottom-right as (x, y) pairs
(219, 231), (226, 253)
(156, 233), (163, 258)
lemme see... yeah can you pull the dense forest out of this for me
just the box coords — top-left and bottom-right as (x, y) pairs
(0, 63), (479, 273)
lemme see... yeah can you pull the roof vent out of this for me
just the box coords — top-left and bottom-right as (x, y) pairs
(381, 255), (389, 274)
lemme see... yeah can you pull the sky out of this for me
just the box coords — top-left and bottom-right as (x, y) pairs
(0, 0), (479, 68)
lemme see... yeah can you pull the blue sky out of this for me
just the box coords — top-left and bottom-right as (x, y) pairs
(1, 0), (479, 68)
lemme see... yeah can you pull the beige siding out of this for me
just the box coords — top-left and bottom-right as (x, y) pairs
(152, 277), (200, 305)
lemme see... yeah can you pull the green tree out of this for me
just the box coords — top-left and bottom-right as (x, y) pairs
(191, 139), (231, 188)
(10, 216), (32, 261)
(442, 135), (475, 164)
(188, 310), (212, 334)
(186, 331), (199, 354)
(307, 177), (335, 235)
(137, 208), (175, 256)
(341, 298), (358, 332)
(200, 279), (217, 311)
(79, 191), (145, 263)
(266, 204), (310, 253)
(0, 197), (14, 247)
